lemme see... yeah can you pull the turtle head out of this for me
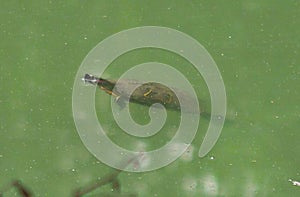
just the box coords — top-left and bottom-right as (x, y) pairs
(82, 74), (115, 91)
(82, 74), (100, 85)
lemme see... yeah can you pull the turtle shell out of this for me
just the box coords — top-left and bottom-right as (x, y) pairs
(112, 79), (199, 113)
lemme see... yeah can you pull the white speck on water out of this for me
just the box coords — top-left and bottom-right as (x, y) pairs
(221, 53), (224, 56)
(209, 156), (215, 160)
(0, 154), (3, 158)
(228, 35), (232, 39)
(288, 179), (300, 186)
(102, 15), (107, 18)
(64, 42), (68, 45)
(71, 168), (76, 172)
(235, 111), (238, 117)
(275, 115), (279, 119)
(84, 36), (87, 40)
(270, 100), (274, 104)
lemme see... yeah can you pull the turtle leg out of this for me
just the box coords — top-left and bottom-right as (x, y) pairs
(100, 87), (119, 97)
(115, 96), (127, 109)
(99, 86), (127, 109)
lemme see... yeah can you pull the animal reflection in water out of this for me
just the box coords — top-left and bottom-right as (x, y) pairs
(0, 155), (142, 196)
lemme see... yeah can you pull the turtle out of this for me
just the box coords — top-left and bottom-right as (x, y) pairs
(82, 74), (206, 115)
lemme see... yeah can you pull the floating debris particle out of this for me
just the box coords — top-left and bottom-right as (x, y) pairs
(288, 179), (300, 186)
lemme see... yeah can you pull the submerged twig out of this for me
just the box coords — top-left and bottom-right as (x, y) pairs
(0, 180), (33, 197)
(73, 154), (143, 197)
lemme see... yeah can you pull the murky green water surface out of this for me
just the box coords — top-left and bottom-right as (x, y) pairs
(1, 1), (299, 196)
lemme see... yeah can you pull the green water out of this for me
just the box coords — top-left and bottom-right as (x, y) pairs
(1, 1), (299, 196)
